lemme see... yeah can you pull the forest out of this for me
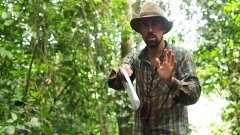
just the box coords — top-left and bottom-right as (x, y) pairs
(0, 0), (239, 134)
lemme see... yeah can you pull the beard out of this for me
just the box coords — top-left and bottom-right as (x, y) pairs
(144, 33), (162, 48)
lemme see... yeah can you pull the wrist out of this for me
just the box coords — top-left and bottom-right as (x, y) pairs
(166, 77), (174, 86)
(168, 77), (181, 92)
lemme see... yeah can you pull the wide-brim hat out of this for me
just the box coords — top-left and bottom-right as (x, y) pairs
(130, 2), (173, 34)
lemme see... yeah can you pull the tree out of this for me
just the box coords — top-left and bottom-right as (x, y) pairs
(195, 0), (240, 134)
(0, 0), (130, 134)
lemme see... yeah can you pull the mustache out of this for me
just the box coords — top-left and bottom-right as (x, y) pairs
(146, 32), (157, 39)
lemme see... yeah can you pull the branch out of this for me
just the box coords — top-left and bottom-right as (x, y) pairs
(49, 71), (77, 113)
(23, 0), (40, 100)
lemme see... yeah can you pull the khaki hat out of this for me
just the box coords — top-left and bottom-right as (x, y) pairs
(130, 1), (173, 34)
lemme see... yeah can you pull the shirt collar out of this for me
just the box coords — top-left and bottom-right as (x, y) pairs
(138, 40), (171, 63)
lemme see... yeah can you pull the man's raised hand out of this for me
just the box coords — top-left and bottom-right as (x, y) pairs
(154, 49), (177, 86)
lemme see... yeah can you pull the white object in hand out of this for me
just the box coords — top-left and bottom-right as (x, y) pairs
(121, 68), (140, 110)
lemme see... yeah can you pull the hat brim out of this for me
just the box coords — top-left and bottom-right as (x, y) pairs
(130, 16), (173, 34)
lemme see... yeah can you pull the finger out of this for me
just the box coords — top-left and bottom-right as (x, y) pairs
(172, 61), (177, 72)
(163, 49), (168, 62)
(122, 64), (129, 71)
(172, 60), (177, 72)
(127, 68), (133, 76)
(168, 50), (172, 63)
(126, 64), (131, 69)
(122, 64), (129, 69)
(154, 58), (161, 69)
(121, 64), (132, 76)
(126, 65), (133, 76)
(170, 53), (175, 66)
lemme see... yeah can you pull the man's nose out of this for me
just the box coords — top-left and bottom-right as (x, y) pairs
(148, 25), (153, 33)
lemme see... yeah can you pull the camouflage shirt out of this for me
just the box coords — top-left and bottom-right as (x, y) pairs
(108, 41), (201, 135)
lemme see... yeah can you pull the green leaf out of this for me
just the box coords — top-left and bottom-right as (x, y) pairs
(30, 91), (39, 98)
(4, 20), (13, 26)
(6, 51), (13, 59)
(97, 56), (103, 64)
(26, 117), (42, 128)
(6, 126), (15, 135)
(11, 112), (17, 121)
(0, 48), (13, 59)
(1, 12), (8, 19)
(16, 125), (26, 130)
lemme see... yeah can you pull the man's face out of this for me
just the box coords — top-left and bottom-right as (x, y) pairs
(140, 17), (165, 48)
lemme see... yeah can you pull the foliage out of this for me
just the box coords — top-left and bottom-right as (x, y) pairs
(0, 0), (130, 134)
(195, 0), (240, 134)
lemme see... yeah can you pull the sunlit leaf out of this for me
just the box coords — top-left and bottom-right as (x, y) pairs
(4, 20), (13, 26)
(6, 126), (15, 135)
(11, 112), (17, 121)
(26, 117), (42, 128)
(1, 12), (8, 19)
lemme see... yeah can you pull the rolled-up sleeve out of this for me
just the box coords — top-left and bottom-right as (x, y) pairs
(108, 68), (124, 90)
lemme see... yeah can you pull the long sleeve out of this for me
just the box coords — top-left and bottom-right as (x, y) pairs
(169, 48), (201, 105)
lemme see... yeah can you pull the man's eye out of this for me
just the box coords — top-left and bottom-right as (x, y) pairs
(152, 21), (159, 26)
(141, 23), (148, 27)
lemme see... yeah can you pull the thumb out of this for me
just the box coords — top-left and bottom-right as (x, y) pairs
(154, 58), (161, 69)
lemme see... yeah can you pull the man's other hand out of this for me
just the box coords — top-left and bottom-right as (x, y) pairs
(117, 64), (133, 81)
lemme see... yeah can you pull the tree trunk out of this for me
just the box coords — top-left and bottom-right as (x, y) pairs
(116, 1), (135, 135)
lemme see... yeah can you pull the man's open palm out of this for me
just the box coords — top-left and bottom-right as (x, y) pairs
(154, 49), (177, 85)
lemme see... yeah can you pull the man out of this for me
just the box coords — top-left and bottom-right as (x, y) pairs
(108, 1), (201, 135)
